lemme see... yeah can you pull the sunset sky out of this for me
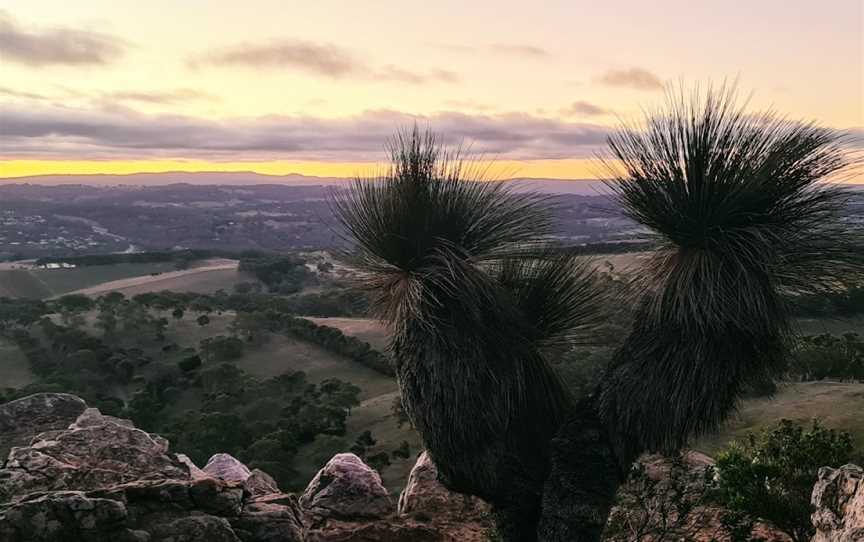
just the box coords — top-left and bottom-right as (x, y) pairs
(1, 0), (862, 180)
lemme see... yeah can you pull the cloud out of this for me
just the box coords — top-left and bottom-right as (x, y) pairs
(443, 99), (495, 112)
(105, 89), (219, 105)
(0, 11), (127, 66)
(489, 43), (550, 57)
(0, 86), (49, 100)
(189, 39), (356, 77)
(597, 68), (663, 91)
(190, 39), (457, 85)
(0, 103), (611, 161)
(376, 66), (459, 84)
(432, 42), (551, 58)
(561, 100), (609, 117)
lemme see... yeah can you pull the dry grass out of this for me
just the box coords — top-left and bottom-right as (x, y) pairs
(694, 381), (864, 454)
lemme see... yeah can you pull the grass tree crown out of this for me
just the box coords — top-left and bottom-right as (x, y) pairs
(600, 84), (864, 459)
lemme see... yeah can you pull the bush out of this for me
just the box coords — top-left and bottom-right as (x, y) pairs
(714, 419), (857, 542)
(789, 333), (864, 382)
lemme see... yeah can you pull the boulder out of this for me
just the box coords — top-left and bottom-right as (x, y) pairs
(398, 451), (490, 520)
(299, 453), (394, 522)
(0, 393), (87, 460)
(0, 406), (188, 502)
(244, 468), (280, 496)
(812, 464), (864, 542)
(177, 453), (211, 480)
(204, 453), (252, 481)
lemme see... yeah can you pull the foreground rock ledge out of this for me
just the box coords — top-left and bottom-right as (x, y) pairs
(0, 393), (492, 542)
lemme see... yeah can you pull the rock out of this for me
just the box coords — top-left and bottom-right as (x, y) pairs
(303, 519), (443, 542)
(300, 453), (394, 521)
(0, 406), (189, 502)
(235, 493), (305, 542)
(204, 453), (252, 482)
(812, 464), (864, 542)
(244, 468), (280, 496)
(0, 393), (87, 460)
(0, 491), (132, 542)
(177, 453), (211, 480)
(147, 516), (240, 542)
(398, 451), (490, 521)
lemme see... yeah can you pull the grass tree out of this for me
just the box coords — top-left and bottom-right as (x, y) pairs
(334, 86), (863, 541)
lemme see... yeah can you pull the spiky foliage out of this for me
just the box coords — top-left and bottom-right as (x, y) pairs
(333, 128), (606, 530)
(599, 85), (864, 462)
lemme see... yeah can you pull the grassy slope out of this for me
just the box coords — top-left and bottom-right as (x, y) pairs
(0, 270), (52, 299)
(0, 339), (35, 389)
(694, 381), (864, 454)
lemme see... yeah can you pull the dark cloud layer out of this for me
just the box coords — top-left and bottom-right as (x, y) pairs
(0, 104), (610, 161)
(0, 11), (127, 66)
(598, 68), (663, 91)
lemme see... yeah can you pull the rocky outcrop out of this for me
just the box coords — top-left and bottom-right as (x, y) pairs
(0, 393), (87, 460)
(812, 464), (864, 542)
(606, 452), (792, 542)
(0, 393), (495, 542)
(0, 406), (188, 502)
(0, 394), (303, 542)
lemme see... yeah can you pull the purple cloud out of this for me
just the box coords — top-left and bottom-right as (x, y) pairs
(0, 11), (127, 66)
(598, 68), (663, 91)
(190, 39), (457, 85)
(561, 100), (609, 117)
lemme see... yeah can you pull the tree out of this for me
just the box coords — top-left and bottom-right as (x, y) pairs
(334, 92), (864, 541)
(334, 127), (608, 539)
(714, 420), (856, 542)
(200, 335), (244, 362)
(196, 314), (210, 327)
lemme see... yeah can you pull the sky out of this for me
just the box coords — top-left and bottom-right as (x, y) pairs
(0, 0), (862, 180)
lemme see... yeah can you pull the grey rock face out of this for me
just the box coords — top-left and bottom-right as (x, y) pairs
(812, 464), (864, 542)
(0, 393), (87, 460)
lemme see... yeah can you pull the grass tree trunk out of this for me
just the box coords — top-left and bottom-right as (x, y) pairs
(537, 401), (627, 541)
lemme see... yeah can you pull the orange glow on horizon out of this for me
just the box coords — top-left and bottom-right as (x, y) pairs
(0, 159), (609, 180)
